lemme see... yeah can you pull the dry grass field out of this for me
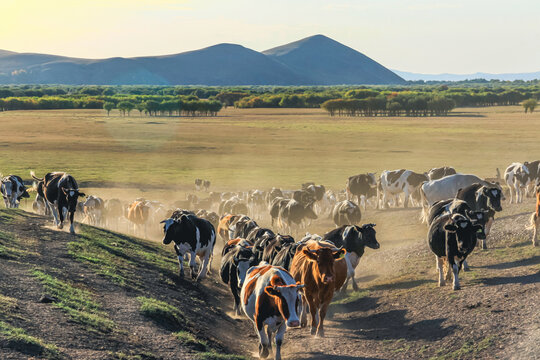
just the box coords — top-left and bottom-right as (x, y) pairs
(0, 106), (538, 192)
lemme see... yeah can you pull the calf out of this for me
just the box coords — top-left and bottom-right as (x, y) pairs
(1, 175), (29, 208)
(220, 244), (256, 315)
(378, 169), (427, 208)
(455, 183), (503, 249)
(82, 195), (104, 226)
(323, 224), (379, 291)
(240, 264), (304, 360)
(290, 240), (346, 337)
(332, 200), (361, 227)
(428, 213), (481, 290)
(161, 213), (216, 281)
(31, 171), (85, 234)
(346, 173), (377, 209)
(528, 183), (540, 246)
(505, 162), (530, 203)
(427, 166), (456, 181)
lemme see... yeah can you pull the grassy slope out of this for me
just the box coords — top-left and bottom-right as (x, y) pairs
(0, 106), (539, 190)
(0, 209), (246, 360)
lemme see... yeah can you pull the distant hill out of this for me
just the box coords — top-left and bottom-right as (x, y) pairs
(263, 34), (405, 85)
(394, 70), (540, 82)
(0, 36), (404, 85)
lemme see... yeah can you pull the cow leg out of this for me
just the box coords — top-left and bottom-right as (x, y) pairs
(462, 259), (470, 271)
(256, 323), (270, 359)
(403, 189), (410, 208)
(265, 327), (273, 355)
(300, 295), (308, 328)
(196, 250), (210, 281)
(274, 322), (286, 360)
(174, 245), (185, 278)
(69, 211), (76, 234)
(48, 201), (61, 227)
(532, 218), (539, 247)
(451, 260), (461, 290)
(306, 296), (319, 336)
(436, 256), (445, 286)
(316, 302), (330, 338)
(188, 251), (198, 280)
(360, 195), (366, 211)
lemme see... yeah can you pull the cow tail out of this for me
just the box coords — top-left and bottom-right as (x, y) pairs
(419, 186), (428, 223)
(442, 257), (451, 281)
(30, 171), (42, 181)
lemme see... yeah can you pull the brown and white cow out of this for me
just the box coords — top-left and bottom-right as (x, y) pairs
(240, 264), (304, 360)
(290, 240), (346, 337)
(378, 169), (428, 209)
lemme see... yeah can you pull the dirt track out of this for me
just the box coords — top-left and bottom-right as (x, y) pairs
(0, 199), (538, 359)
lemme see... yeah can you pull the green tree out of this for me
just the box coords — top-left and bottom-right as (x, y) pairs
(103, 102), (115, 116)
(523, 99), (538, 113)
(117, 101), (135, 116)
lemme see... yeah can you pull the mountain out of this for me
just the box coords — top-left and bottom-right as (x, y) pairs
(263, 34), (405, 85)
(0, 35), (404, 85)
(394, 70), (540, 82)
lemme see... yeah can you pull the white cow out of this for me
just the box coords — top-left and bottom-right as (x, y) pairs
(505, 162), (530, 203)
(378, 169), (428, 209)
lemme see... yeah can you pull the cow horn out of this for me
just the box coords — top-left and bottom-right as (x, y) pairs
(160, 219), (167, 224)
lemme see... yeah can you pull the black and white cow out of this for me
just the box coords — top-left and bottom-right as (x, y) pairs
(427, 166), (457, 181)
(346, 173), (377, 210)
(378, 169), (428, 208)
(428, 213), (481, 290)
(332, 200), (361, 227)
(220, 244), (256, 315)
(277, 199), (317, 233)
(455, 183), (503, 249)
(524, 160), (540, 196)
(420, 174), (495, 222)
(261, 234), (295, 264)
(1, 175), (29, 208)
(323, 224), (379, 291)
(161, 213), (216, 281)
(505, 162), (530, 203)
(31, 171), (85, 234)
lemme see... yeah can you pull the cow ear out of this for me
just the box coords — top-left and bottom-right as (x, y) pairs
(302, 249), (318, 261)
(78, 192), (86, 197)
(333, 248), (346, 259)
(444, 224), (457, 233)
(264, 285), (280, 297)
(473, 224), (483, 233)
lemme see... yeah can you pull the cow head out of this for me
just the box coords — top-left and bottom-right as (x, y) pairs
(302, 247), (345, 284)
(303, 201), (318, 220)
(160, 215), (194, 245)
(233, 248), (254, 289)
(444, 215), (481, 253)
(1, 178), (13, 197)
(368, 173), (377, 187)
(264, 281), (304, 328)
(465, 210), (489, 240)
(481, 186), (503, 212)
(356, 223), (380, 249)
(61, 188), (85, 212)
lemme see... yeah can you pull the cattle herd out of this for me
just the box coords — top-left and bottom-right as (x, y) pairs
(0, 162), (538, 360)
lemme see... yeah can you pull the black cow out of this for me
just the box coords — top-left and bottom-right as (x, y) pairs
(427, 166), (457, 181)
(346, 173), (377, 209)
(220, 244), (256, 315)
(332, 200), (362, 227)
(31, 171), (85, 234)
(323, 224), (379, 291)
(455, 183), (503, 249)
(278, 199), (317, 233)
(161, 213), (216, 281)
(428, 213), (481, 290)
(1, 175), (29, 208)
(261, 234), (295, 264)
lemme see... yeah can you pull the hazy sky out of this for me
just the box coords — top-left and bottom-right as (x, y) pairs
(2, 0), (539, 74)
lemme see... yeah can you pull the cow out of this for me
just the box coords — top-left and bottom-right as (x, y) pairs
(272, 242), (303, 270)
(248, 189), (267, 218)
(290, 240), (346, 337)
(219, 197), (248, 215)
(161, 213), (216, 281)
(203, 180), (211, 191)
(277, 199), (317, 233)
(126, 200), (151, 236)
(420, 174), (496, 222)
(31, 171), (85, 234)
(82, 195), (104, 226)
(265, 187), (284, 206)
(505, 162), (531, 203)
(323, 224), (379, 291)
(269, 197), (289, 227)
(428, 213), (482, 290)
(378, 169), (428, 209)
(332, 200), (361, 227)
(261, 235), (295, 264)
(292, 189), (315, 207)
(346, 173), (377, 210)
(524, 160), (540, 196)
(220, 244), (256, 315)
(231, 216), (258, 239)
(455, 183), (503, 249)
(194, 178), (203, 190)
(196, 209), (219, 230)
(103, 198), (124, 230)
(240, 264), (304, 360)
(427, 166), (457, 181)
(1, 175), (29, 208)
(528, 182), (540, 247)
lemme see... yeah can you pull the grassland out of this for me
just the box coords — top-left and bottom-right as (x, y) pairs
(0, 106), (538, 191)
